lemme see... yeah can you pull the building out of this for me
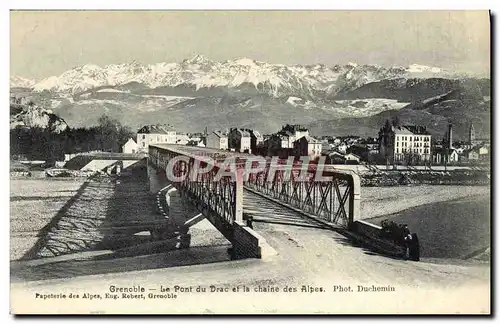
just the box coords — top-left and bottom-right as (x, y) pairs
(137, 125), (176, 153)
(175, 133), (190, 145)
(122, 138), (138, 154)
(228, 128), (252, 153)
(469, 123), (485, 147)
(266, 124), (311, 157)
(293, 135), (322, 158)
(265, 133), (291, 157)
(344, 153), (361, 164)
(379, 125), (432, 164)
(247, 129), (264, 153)
(206, 131), (229, 150)
(478, 144), (489, 156)
(465, 149), (480, 161)
(186, 139), (205, 147)
(281, 124), (309, 144)
(326, 151), (346, 164)
(432, 148), (459, 165)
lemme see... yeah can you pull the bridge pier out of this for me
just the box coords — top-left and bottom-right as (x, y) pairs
(147, 163), (168, 194)
(147, 163), (200, 248)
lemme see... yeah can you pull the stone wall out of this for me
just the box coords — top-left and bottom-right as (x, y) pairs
(232, 221), (276, 260)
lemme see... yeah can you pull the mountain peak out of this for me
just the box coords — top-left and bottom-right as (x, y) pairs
(183, 54), (210, 65)
(232, 57), (258, 66)
(408, 63), (442, 73)
(10, 76), (36, 88)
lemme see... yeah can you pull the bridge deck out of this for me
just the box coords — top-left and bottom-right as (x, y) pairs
(243, 189), (331, 230)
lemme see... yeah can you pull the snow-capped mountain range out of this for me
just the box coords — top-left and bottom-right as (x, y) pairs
(10, 76), (36, 88)
(10, 55), (490, 139)
(11, 55), (464, 97)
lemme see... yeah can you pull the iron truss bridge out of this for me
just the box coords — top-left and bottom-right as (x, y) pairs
(148, 144), (360, 245)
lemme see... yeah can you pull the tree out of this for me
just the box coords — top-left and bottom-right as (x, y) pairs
(96, 114), (135, 152)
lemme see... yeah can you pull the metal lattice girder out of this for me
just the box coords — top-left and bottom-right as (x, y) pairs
(149, 144), (360, 229)
(245, 164), (360, 228)
(148, 145), (244, 242)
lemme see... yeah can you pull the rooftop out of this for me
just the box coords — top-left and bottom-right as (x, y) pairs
(281, 124), (309, 132)
(137, 124), (175, 134)
(393, 126), (414, 135)
(400, 125), (431, 135)
(299, 135), (321, 144)
(231, 128), (251, 137)
(212, 130), (228, 138)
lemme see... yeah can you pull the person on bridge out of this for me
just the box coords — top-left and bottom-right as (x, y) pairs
(403, 225), (412, 260)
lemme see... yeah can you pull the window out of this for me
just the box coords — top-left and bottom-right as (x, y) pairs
(142, 142), (145, 147)
(142, 135), (146, 140)
(396, 142), (399, 147)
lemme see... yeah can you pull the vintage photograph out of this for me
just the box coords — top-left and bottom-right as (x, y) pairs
(9, 10), (491, 314)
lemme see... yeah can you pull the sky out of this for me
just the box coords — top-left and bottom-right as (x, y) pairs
(10, 10), (490, 79)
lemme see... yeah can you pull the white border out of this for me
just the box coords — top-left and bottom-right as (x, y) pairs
(2, 1), (498, 323)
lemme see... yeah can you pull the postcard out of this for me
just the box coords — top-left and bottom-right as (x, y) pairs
(9, 10), (491, 314)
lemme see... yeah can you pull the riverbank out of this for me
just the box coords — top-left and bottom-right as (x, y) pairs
(367, 194), (490, 260)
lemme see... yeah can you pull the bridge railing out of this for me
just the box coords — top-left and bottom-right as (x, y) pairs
(149, 145), (243, 240)
(149, 145), (360, 230)
(245, 164), (360, 228)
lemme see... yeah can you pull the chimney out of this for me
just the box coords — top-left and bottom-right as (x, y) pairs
(448, 123), (453, 149)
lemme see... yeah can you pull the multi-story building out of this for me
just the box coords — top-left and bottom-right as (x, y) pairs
(206, 130), (229, 150)
(379, 125), (432, 164)
(247, 129), (264, 153)
(266, 124), (311, 157)
(228, 128), (252, 153)
(137, 125), (177, 153)
(280, 124), (309, 147)
(293, 135), (322, 158)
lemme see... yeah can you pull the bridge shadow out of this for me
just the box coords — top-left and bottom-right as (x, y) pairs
(19, 181), (92, 261)
(250, 217), (332, 230)
(11, 162), (232, 283)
